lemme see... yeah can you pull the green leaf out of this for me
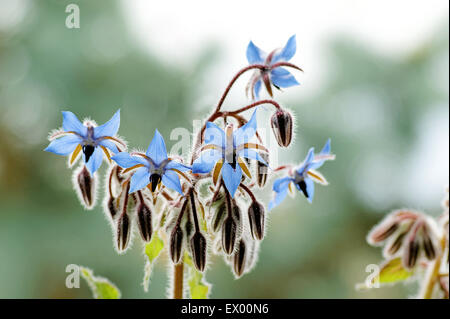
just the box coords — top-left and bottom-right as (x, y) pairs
(142, 232), (165, 292)
(377, 257), (414, 284)
(185, 254), (211, 299)
(80, 266), (121, 299)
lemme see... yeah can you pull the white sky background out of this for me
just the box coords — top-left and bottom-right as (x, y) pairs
(121, 0), (449, 209)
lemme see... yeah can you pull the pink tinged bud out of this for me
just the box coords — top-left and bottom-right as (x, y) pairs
(421, 225), (438, 261)
(233, 239), (247, 278)
(403, 236), (420, 269)
(170, 225), (184, 264)
(76, 166), (95, 209)
(136, 203), (153, 242)
(116, 212), (131, 252)
(248, 201), (265, 240)
(386, 232), (407, 256)
(270, 109), (293, 147)
(368, 218), (399, 245)
(256, 153), (269, 188)
(190, 232), (207, 272)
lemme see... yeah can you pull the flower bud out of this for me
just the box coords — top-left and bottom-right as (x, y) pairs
(190, 231), (207, 272)
(403, 237), (420, 269)
(367, 217), (399, 245)
(256, 153), (269, 188)
(422, 227), (437, 261)
(106, 196), (118, 219)
(170, 225), (184, 264)
(116, 212), (131, 252)
(222, 216), (237, 255)
(75, 165), (96, 209)
(233, 239), (247, 278)
(385, 232), (406, 256)
(271, 109), (293, 147)
(248, 201), (265, 240)
(212, 201), (227, 233)
(136, 203), (153, 242)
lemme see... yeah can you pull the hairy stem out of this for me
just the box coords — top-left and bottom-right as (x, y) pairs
(173, 263), (184, 299)
(420, 234), (447, 299)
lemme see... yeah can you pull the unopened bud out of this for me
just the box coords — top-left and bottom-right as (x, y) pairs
(170, 225), (184, 264)
(106, 196), (118, 219)
(271, 109), (293, 147)
(422, 229), (437, 261)
(75, 166), (95, 209)
(256, 153), (269, 188)
(212, 202), (227, 233)
(368, 218), (399, 245)
(233, 239), (247, 277)
(222, 216), (237, 255)
(385, 232), (406, 256)
(116, 212), (131, 252)
(136, 203), (153, 242)
(248, 201), (265, 240)
(190, 231), (207, 272)
(403, 237), (420, 269)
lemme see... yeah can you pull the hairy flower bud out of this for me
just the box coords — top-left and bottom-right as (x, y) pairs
(256, 153), (269, 188)
(271, 109), (293, 147)
(106, 196), (118, 219)
(136, 203), (153, 242)
(75, 165), (96, 209)
(170, 225), (184, 264)
(367, 217), (399, 245)
(222, 216), (237, 255)
(403, 236), (420, 269)
(385, 232), (406, 256)
(190, 231), (207, 272)
(116, 212), (131, 252)
(248, 201), (265, 240)
(212, 201), (227, 233)
(233, 239), (247, 277)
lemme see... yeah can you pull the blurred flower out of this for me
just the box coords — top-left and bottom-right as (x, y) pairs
(192, 110), (267, 197)
(45, 110), (124, 174)
(111, 129), (189, 194)
(269, 139), (334, 210)
(246, 35), (300, 100)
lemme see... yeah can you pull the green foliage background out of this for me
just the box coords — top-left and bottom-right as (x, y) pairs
(0, 0), (448, 298)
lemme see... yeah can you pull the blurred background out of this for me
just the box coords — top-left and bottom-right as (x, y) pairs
(0, 0), (448, 298)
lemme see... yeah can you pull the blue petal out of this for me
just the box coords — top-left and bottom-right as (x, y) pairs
(221, 162), (242, 198)
(165, 161), (191, 172)
(146, 129), (168, 165)
(98, 139), (119, 154)
(308, 139), (333, 170)
(246, 41), (265, 64)
(253, 79), (262, 100)
(297, 147), (315, 174)
(162, 170), (183, 195)
(94, 110), (120, 139)
(192, 150), (222, 174)
(62, 111), (87, 136)
(272, 35), (296, 63)
(238, 149), (267, 165)
(268, 187), (289, 211)
(129, 166), (150, 193)
(304, 177), (315, 203)
(320, 138), (331, 155)
(234, 109), (258, 146)
(204, 122), (225, 148)
(270, 68), (299, 88)
(44, 135), (82, 155)
(112, 152), (148, 168)
(85, 147), (104, 174)
(272, 176), (292, 192)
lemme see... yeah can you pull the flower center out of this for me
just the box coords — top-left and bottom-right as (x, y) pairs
(149, 173), (162, 192)
(82, 145), (95, 162)
(293, 171), (309, 198)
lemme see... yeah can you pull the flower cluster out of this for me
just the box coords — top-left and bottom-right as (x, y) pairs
(45, 35), (336, 298)
(366, 188), (449, 299)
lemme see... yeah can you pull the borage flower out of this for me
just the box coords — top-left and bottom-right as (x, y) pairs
(246, 35), (301, 100)
(111, 129), (189, 195)
(269, 139), (334, 210)
(45, 110), (125, 174)
(192, 110), (267, 197)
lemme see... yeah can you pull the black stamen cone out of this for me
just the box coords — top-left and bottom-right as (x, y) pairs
(190, 231), (207, 272)
(149, 174), (161, 192)
(298, 180), (309, 198)
(82, 145), (95, 162)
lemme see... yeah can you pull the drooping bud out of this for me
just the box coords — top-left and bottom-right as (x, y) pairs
(367, 217), (399, 245)
(270, 109), (293, 147)
(190, 231), (207, 272)
(136, 202), (153, 242)
(106, 196), (118, 219)
(403, 237), (420, 269)
(248, 201), (265, 240)
(75, 165), (96, 209)
(233, 239), (247, 277)
(256, 153), (269, 188)
(421, 224), (438, 261)
(212, 201), (227, 233)
(170, 225), (184, 264)
(222, 216), (237, 255)
(116, 212), (131, 252)
(385, 232), (406, 256)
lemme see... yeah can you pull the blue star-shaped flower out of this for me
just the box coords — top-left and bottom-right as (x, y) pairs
(192, 110), (267, 197)
(45, 110), (124, 174)
(268, 139), (334, 210)
(111, 129), (190, 195)
(246, 35), (300, 100)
